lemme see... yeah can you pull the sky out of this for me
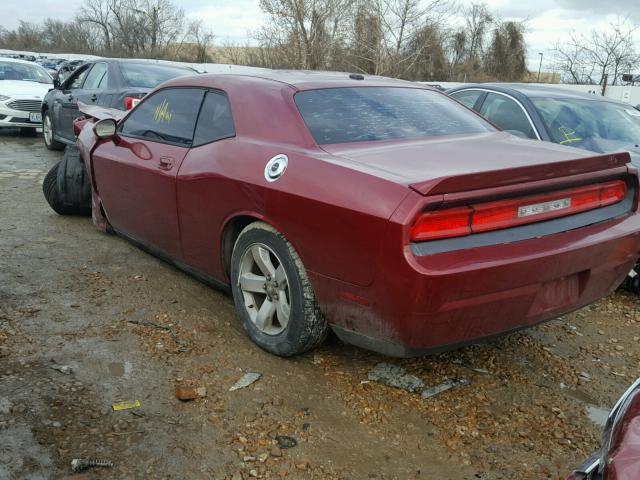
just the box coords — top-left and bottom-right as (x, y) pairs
(2, 0), (640, 71)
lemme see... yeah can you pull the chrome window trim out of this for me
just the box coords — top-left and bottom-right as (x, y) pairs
(452, 88), (542, 140)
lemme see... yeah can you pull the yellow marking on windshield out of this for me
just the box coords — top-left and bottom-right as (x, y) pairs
(558, 126), (582, 145)
(154, 98), (172, 123)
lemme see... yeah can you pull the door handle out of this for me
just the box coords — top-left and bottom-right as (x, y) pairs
(158, 156), (174, 170)
(90, 94), (98, 102)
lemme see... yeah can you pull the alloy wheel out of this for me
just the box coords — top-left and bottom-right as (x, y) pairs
(238, 243), (291, 335)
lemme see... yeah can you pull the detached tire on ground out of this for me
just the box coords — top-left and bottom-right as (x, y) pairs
(230, 221), (328, 356)
(42, 146), (92, 216)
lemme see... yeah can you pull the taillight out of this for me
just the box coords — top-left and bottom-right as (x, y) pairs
(411, 180), (627, 242)
(125, 96), (142, 110)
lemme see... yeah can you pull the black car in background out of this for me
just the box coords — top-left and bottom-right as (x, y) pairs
(42, 59), (197, 150)
(447, 84), (640, 167)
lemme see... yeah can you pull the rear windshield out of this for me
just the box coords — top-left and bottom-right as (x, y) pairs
(295, 87), (494, 144)
(120, 63), (195, 88)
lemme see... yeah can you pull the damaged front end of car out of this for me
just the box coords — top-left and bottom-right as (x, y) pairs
(569, 378), (640, 480)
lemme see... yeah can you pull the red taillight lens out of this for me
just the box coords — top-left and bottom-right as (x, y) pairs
(411, 180), (627, 242)
(411, 207), (472, 241)
(125, 96), (142, 110)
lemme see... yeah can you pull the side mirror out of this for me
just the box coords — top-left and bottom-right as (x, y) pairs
(94, 118), (117, 139)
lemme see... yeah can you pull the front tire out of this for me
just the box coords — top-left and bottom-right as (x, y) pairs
(230, 222), (327, 356)
(43, 111), (64, 151)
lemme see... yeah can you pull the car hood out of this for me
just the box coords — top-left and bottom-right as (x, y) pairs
(321, 132), (631, 195)
(0, 80), (52, 99)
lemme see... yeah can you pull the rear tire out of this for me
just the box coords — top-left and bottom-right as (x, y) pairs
(43, 110), (64, 151)
(230, 222), (327, 356)
(42, 146), (91, 216)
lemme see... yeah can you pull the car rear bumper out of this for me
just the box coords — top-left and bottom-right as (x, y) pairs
(313, 211), (640, 357)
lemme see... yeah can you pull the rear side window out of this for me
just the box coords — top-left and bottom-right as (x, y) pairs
(479, 93), (536, 139)
(295, 87), (493, 145)
(450, 90), (483, 110)
(120, 63), (194, 88)
(83, 62), (108, 90)
(120, 88), (205, 146)
(193, 91), (235, 146)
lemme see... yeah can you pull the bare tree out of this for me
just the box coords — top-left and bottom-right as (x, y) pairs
(78, 0), (113, 51)
(464, 2), (492, 65)
(552, 19), (638, 85)
(257, 0), (356, 70)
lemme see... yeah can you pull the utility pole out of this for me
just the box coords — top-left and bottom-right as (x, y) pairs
(537, 52), (543, 82)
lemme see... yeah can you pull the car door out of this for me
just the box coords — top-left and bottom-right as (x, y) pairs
(75, 62), (109, 108)
(54, 64), (91, 142)
(91, 87), (205, 259)
(478, 92), (539, 139)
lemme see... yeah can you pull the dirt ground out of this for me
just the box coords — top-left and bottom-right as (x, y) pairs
(1, 128), (639, 480)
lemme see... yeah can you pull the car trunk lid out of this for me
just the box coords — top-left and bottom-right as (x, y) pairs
(321, 132), (631, 196)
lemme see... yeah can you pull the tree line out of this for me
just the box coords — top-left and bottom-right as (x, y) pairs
(552, 19), (639, 86)
(0, 0), (530, 82)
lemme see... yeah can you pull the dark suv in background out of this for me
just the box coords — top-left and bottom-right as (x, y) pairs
(42, 59), (197, 150)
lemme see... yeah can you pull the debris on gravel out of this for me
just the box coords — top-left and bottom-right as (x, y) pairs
(367, 362), (425, 392)
(71, 458), (113, 473)
(111, 400), (141, 411)
(175, 386), (207, 401)
(422, 378), (470, 399)
(229, 372), (261, 391)
(49, 364), (73, 375)
(275, 435), (298, 449)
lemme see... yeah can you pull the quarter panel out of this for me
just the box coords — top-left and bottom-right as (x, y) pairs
(176, 139), (409, 286)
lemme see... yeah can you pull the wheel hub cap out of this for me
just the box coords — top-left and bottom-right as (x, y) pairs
(238, 243), (291, 335)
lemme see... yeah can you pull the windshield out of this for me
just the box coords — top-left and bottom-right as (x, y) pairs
(0, 61), (52, 83)
(532, 97), (640, 151)
(121, 63), (195, 88)
(295, 87), (494, 145)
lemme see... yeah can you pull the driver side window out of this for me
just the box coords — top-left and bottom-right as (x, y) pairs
(480, 93), (536, 139)
(120, 88), (205, 146)
(67, 67), (89, 90)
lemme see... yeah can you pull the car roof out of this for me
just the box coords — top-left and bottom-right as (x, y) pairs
(166, 70), (427, 91)
(451, 82), (615, 102)
(0, 57), (41, 66)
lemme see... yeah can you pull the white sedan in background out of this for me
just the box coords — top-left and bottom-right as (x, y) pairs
(0, 58), (53, 134)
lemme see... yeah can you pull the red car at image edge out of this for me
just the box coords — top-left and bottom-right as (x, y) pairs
(44, 71), (640, 357)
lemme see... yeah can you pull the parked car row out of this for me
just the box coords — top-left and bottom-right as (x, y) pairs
(3, 61), (637, 479)
(41, 59), (196, 150)
(0, 55), (195, 139)
(41, 71), (640, 360)
(0, 57), (52, 134)
(446, 83), (640, 288)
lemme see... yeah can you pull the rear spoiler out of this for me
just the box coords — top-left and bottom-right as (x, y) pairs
(409, 152), (632, 195)
(77, 101), (126, 122)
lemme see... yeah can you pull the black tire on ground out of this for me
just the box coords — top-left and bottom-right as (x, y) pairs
(43, 110), (65, 151)
(42, 146), (92, 216)
(230, 221), (328, 356)
(622, 266), (640, 294)
(19, 127), (38, 136)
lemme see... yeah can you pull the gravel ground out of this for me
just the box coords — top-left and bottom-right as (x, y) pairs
(1, 128), (639, 480)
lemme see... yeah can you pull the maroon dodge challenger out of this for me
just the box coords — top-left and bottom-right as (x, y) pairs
(43, 71), (640, 357)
